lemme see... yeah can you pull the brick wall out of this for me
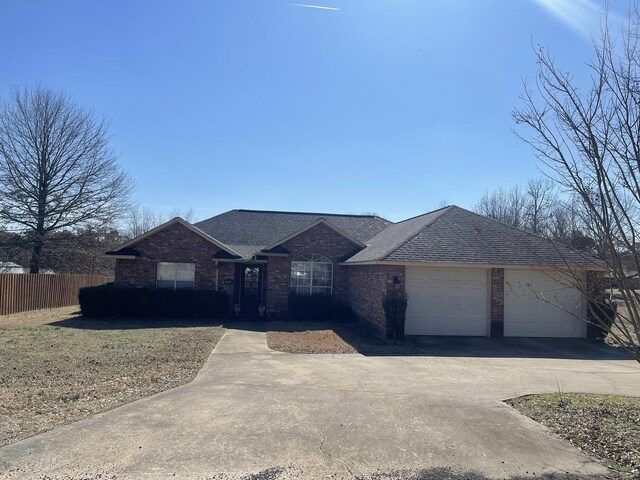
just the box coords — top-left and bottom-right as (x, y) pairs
(347, 264), (405, 338)
(215, 262), (235, 298)
(265, 223), (362, 316)
(490, 268), (504, 337)
(114, 222), (233, 296)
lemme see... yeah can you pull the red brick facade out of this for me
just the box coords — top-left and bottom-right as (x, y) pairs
(347, 264), (405, 338)
(113, 221), (553, 340)
(265, 223), (361, 316)
(113, 221), (376, 320)
(114, 222), (235, 298)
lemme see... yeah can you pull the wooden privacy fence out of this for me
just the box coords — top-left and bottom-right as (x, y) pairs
(0, 274), (113, 316)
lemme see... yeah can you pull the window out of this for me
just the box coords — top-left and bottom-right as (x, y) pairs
(290, 254), (332, 295)
(157, 262), (195, 289)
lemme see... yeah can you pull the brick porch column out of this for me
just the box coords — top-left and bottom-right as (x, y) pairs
(490, 268), (505, 338)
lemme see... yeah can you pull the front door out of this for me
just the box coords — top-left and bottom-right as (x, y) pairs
(240, 264), (263, 314)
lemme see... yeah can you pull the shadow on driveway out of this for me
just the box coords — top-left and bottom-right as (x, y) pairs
(263, 320), (632, 360)
(405, 335), (632, 360)
(52, 316), (632, 361)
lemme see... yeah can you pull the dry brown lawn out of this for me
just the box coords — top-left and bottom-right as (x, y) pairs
(508, 393), (640, 475)
(0, 306), (224, 447)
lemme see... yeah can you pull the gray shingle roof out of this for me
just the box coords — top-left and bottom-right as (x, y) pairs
(194, 209), (391, 258)
(343, 207), (451, 263)
(345, 206), (601, 267)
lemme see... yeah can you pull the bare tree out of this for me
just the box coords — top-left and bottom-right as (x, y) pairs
(475, 185), (527, 229)
(525, 177), (557, 235)
(124, 204), (160, 238)
(0, 86), (133, 273)
(123, 204), (196, 239)
(514, 11), (640, 360)
(166, 207), (195, 223)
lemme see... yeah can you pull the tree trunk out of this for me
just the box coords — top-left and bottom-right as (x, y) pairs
(29, 233), (44, 273)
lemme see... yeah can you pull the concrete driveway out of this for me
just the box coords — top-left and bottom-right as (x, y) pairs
(2, 324), (639, 480)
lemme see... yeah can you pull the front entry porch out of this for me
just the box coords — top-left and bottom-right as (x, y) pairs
(233, 263), (266, 317)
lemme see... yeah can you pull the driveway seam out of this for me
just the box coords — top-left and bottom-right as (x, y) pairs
(188, 379), (530, 402)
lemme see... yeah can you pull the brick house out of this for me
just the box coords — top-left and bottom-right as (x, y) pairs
(107, 206), (603, 339)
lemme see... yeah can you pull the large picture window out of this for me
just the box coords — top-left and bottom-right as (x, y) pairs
(290, 254), (333, 295)
(157, 262), (195, 290)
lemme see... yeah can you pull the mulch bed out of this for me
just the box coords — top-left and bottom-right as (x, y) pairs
(267, 327), (358, 353)
(266, 321), (423, 355)
(0, 306), (224, 447)
(506, 393), (640, 475)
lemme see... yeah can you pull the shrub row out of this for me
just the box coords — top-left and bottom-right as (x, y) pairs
(287, 292), (353, 322)
(79, 284), (230, 318)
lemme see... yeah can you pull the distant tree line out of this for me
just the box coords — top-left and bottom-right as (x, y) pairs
(0, 204), (196, 275)
(474, 178), (594, 251)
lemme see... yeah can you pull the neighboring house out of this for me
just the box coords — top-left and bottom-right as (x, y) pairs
(605, 270), (640, 290)
(0, 262), (26, 274)
(106, 206), (603, 339)
(0, 262), (54, 274)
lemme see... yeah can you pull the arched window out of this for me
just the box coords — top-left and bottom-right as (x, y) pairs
(290, 254), (333, 295)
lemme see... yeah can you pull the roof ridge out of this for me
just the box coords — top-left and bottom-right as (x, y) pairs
(234, 208), (387, 220)
(390, 204), (452, 225)
(378, 206), (455, 261)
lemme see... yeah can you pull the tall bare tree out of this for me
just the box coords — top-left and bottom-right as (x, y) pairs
(124, 204), (160, 239)
(525, 177), (557, 235)
(123, 204), (196, 239)
(475, 185), (528, 230)
(514, 11), (640, 360)
(0, 86), (133, 273)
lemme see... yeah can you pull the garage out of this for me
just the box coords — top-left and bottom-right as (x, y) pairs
(504, 270), (585, 338)
(405, 267), (488, 336)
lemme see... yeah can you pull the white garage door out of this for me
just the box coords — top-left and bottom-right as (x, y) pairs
(504, 270), (585, 338)
(405, 267), (488, 336)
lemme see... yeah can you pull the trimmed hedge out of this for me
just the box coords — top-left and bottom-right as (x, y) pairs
(383, 290), (408, 342)
(287, 292), (353, 322)
(79, 284), (230, 318)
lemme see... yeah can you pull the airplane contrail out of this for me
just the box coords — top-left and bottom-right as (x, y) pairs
(288, 3), (340, 11)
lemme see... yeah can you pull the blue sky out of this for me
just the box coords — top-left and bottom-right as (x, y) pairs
(0, 0), (622, 222)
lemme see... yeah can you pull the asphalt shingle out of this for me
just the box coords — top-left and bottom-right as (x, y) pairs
(346, 206), (600, 267)
(194, 209), (391, 259)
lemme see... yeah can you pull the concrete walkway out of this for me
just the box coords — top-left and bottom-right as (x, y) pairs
(210, 322), (271, 354)
(2, 325), (640, 480)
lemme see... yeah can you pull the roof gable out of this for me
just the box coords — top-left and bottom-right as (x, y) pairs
(263, 218), (366, 250)
(106, 217), (240, 257)
(194, 209), (391, 256)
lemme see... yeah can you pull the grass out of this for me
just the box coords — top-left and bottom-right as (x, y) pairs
(0, 306), (225, 447)
(266, 321), (423, 355)
(507, 393), (640, 475)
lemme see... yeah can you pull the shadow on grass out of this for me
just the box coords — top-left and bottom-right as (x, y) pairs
(49, 316), (225, 330)
(263, 320), (632, 360)
(239, 467), (622, 480)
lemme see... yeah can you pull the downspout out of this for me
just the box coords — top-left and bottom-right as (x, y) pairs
(214, 260), (219, 290)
